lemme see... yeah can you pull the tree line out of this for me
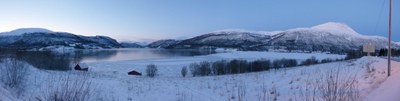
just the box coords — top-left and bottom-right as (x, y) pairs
(182, 57), (342, 77)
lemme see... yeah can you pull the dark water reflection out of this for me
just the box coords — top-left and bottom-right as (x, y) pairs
(0, 48), (215, 70)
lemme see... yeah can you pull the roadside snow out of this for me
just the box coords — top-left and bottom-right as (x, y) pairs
(364, 59), (400, 101)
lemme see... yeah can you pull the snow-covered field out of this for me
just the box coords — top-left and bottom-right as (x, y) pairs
(1, 51), (399, 101)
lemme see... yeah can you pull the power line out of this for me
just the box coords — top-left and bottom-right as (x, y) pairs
(373, 0), (387, 35)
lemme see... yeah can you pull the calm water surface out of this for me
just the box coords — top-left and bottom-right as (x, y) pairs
(0, 48), (216, 70)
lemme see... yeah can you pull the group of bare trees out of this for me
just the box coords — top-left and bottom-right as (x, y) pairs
(185, 57), (340, 77)
(295, 68), (360, 101)
(0, 58), (29, 96)
(36, 74), (93, 101)
(146, 64), (158, 78)
(0, 57), (96, 101)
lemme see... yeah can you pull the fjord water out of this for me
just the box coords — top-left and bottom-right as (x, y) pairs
(0, 48), (216, 70)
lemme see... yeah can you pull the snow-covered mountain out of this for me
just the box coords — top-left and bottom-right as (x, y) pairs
(0, 28), (53, 36)
(0, 28), (121, 50)
(156, 22), (397, 53)
(120, 42), (144, 48)
(166, 30), (273, 49)
(147, 39), (181, 48)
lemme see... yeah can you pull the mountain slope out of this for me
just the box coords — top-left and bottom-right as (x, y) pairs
(0, 28), (121, 50)
(120, 42), (144, 48)
(261, 22), (392, 52)
(0, 28), (53, 36)
(147, 39), (181, 48)
(166, 30), (274, 49)
(159, 22), (397, 52)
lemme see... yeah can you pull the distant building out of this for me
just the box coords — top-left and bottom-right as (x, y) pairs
(128, 70), (142, 76)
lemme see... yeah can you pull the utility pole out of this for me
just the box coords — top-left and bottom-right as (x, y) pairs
(388, 0), (392, 77)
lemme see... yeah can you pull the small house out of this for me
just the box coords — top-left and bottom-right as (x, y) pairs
(128, 70), (142, 76)
(74, 64), (88, 71)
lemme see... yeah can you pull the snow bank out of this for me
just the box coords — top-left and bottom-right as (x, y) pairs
(364, 58), (400, 101)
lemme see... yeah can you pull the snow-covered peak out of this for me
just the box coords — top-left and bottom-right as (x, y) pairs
(0, 28), (53, 36)
(211, 29), (282, 36)
(396, 42), (400, 46)
(120, 41), (149, 46)
(311, 22), (359, 35)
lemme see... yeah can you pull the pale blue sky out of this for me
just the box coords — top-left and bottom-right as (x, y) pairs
(0, 0), (398, 42)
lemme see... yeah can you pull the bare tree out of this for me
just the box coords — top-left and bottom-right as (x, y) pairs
(181, 66), (187, 77)
(37, 73), (93, 101)
(316, 69), (360, 101)
(0, 58), (29, 96)
(146, 64), (158, 78)
(237, 82), (246, 101)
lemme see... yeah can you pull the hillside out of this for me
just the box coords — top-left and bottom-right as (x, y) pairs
(0, 28), (121, 50)
(151, 22), (397, 53)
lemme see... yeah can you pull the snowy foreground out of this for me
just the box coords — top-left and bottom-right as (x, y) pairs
(1, 51), (400, 101)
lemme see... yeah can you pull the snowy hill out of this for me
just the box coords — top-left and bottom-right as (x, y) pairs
(147, 39), (181, 48)
(120, 42), (144, 48)
(0, 28), (121, 50)
(310, 22), (359, 35)
(265, 22), (392, 52)
(157, 22), (397, 52)
(0, 28), (53, 36)
(166, 30), (273, 49)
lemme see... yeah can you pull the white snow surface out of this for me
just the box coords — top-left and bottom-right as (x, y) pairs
(0, 84), (18, 101)
(0, 28), (53, 36)
(364, 59), (400, 101)
(211, 29), (283, 36)
(2, 52), (400, 101)
(311, 22), (359, 35)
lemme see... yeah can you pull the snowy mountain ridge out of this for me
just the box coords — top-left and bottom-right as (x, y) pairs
(311, 22), (359, 35)
(155, 22), (397, 53)
(0, 28), (53, 36)
(211, 29), (283, 36)
(0, 28), (121, 50)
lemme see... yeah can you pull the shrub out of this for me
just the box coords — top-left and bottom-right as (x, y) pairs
(282, 59), (297, 68)
(189, 63), (200, 77)
(316, 69), (360, 101)
(250, 59), (270, 72)
(181, 66), (187, 77)
(38, 74), (92, 101)
(146, 64), (158, 77)
(227, 59), (241, 74)
(321, 58), (334, 63)
(301, 56), (319, 66)
(272, 60), (282, 69)
(212, 60), (227, 75)
(186, 58), (298, 76)
(198, 61), (212, 76)
(189, 61), (213, 76)
(345, 50), (363, 60)
(0, 58), (28, 96)
(237, 60), (249, 73)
